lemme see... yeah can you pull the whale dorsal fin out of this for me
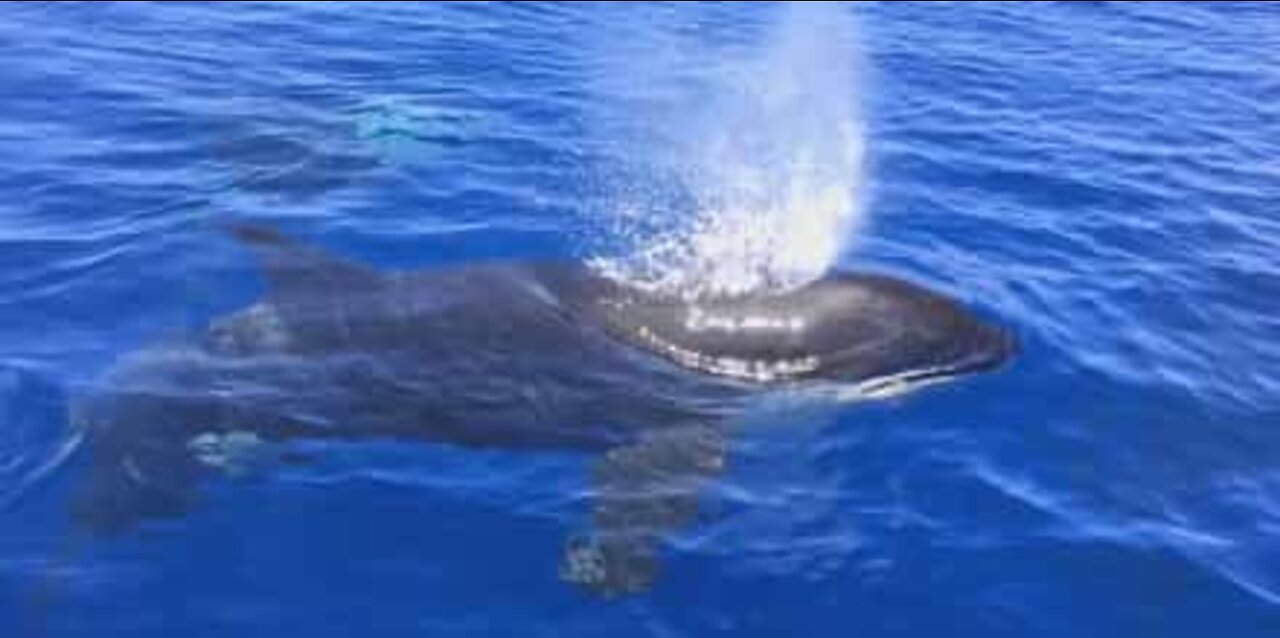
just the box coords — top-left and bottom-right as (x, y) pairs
(225, 222), (383, 300)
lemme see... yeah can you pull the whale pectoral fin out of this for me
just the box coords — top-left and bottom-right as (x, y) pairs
(223, 222), (384, 301)
(561, 425), (727, 596)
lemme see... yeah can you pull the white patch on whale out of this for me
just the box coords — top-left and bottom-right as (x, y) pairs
(684, 307), (808, 334)
(633, 325), (821, 383)
(188, 431), (268, 476)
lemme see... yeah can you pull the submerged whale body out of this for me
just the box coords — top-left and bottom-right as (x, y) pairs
(73, 224), (1015, 595)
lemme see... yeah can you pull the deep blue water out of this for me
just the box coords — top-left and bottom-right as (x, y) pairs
(2, 2), (1280, 636)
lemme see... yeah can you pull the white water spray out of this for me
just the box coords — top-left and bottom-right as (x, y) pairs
(589, 2), (868, 297)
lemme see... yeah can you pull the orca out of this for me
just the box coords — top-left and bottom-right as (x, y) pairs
(70, 223), (1015, 595)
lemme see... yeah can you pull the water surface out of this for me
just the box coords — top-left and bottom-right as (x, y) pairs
(2, 2), (1278, 637)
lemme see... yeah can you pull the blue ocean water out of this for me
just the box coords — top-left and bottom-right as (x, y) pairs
(2, 1), (1279, 636)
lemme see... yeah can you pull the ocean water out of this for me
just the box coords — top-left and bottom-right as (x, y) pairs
(2, 2), (1279, 636)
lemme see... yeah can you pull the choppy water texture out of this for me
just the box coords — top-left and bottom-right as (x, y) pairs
(2, 2), (1279, 637)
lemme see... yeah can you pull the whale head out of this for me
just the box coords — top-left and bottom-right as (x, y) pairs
(586, 272), (1016, 395)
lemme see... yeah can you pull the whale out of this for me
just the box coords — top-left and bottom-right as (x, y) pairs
(70, 223), (1015, 595)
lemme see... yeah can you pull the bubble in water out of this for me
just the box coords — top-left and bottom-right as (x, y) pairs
(586, 2), (867, 298)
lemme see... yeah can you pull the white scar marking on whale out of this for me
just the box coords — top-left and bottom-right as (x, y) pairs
(634, 326), (821, 383)
(684, 307), (809, 334)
